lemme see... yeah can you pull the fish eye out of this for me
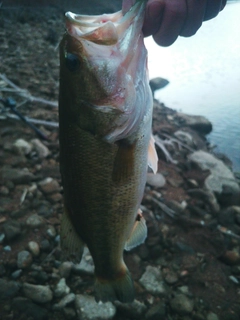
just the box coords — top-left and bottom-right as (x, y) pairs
(65, 53), (80, 72)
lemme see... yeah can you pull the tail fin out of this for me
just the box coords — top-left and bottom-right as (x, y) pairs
(95, 268), (135, 303)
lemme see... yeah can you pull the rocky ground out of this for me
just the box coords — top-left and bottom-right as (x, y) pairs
(1, 2), (240, 320)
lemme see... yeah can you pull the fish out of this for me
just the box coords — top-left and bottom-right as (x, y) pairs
(59, 0), (158, 303)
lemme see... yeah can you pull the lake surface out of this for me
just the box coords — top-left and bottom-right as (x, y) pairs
(145, 1), (240, 171)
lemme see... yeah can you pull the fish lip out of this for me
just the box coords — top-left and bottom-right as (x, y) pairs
(64, 1), (145, 45)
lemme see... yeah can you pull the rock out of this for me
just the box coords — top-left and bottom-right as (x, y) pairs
(115, 299), (147, 318)
(38, 177), (60, 194)
(53, 293), (75, 310)
(174, 130), (194, 147)
(3, 220), (21, 240)
(26, 214), (45, 228)
(17, 250), (33, 269)
(139, 266), (168, 296)
(59, 261), (73, 279)
(149, 77), (169, 95)
(13, 139), (32, 155)
(28, 241), (40, 256)
(188, 151), (239, 196)
(207, 313), (219, 320)
(31, 138), (50, 158)
(72, 247), (94, 275)
(187, 189), (220, 213)
(170, 294), (194, 315)
(12, 297), (48, 320)
(145, 302), (166, 320)
(75, 294), (116, 320)
(0, 167), (35, 184)
(174, 112), (212, 134)
(54, 278), (70, 298)
(147, 173), (166, 188)
(23, 283), (53, 303)
(0, 279), (21, 300)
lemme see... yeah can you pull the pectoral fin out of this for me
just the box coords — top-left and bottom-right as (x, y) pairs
(148, 134), (158, 174)
(124, 209), (147, 251)
(60, 205), (84, 264)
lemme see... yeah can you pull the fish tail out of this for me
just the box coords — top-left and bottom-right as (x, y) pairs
(95, 267), (135, 303)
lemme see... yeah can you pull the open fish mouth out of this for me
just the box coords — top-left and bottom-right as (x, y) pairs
(65, 1), (145, 45)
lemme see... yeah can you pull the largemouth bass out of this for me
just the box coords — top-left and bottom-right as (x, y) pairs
(59, 0), (158, 303)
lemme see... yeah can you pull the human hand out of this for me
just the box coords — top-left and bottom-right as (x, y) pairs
(122, 0), (227, 46)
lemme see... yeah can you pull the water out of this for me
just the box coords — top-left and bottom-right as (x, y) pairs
(145, 1), (240, 171)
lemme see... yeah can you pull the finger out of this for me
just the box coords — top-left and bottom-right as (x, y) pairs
(204, 0), (223, 21)
(143, 0), (165, 37)
(180, 0), (207, 37)
(153, 0), (187, 47)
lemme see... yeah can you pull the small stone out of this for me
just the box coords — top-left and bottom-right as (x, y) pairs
(40, 239), (51, 252)
(47, 225), (56, 238)
(28, 241), (40, 256)
(26, 214), (45, 228)
(17, 250), (32, 269)
(37, 204), (52, 217)
(11, 269), (22, 279)
(167, 177), (183, 188)
(115, 299), (147, 318)
(13, 139), (32, 155)
(147, 173), (166, 188)
(54, 278), (70, 298)
(3, 245), (11, 251)
(63, 307), (76, 319)
(0, 167), (35, 184)
(59, 261), (73, 279)
(207, 312), (219, 320)
(145, 302), (166, 320)
(170, 294), (194, 315)
(164, 271), (178, 284)
(0, 233), (5, 243)
(0, 186), (9, 195)
(139, 266), (168, 296)
(12, 297), (48, 320)
(75, 294), (116, 320)
(31, 139), (50, 158)
(72, 247), (94, 275)
(0, 279), (21, 300)
(38, 177), (60, 194)
(53, 293), (75, 310)
(3, 220), (21, 241)
(23, 283), (53, 303)
(48, 192), (62, 203)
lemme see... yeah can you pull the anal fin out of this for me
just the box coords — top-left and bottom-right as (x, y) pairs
(60, 205), (84, 264)
(124, 209), (147, 251)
